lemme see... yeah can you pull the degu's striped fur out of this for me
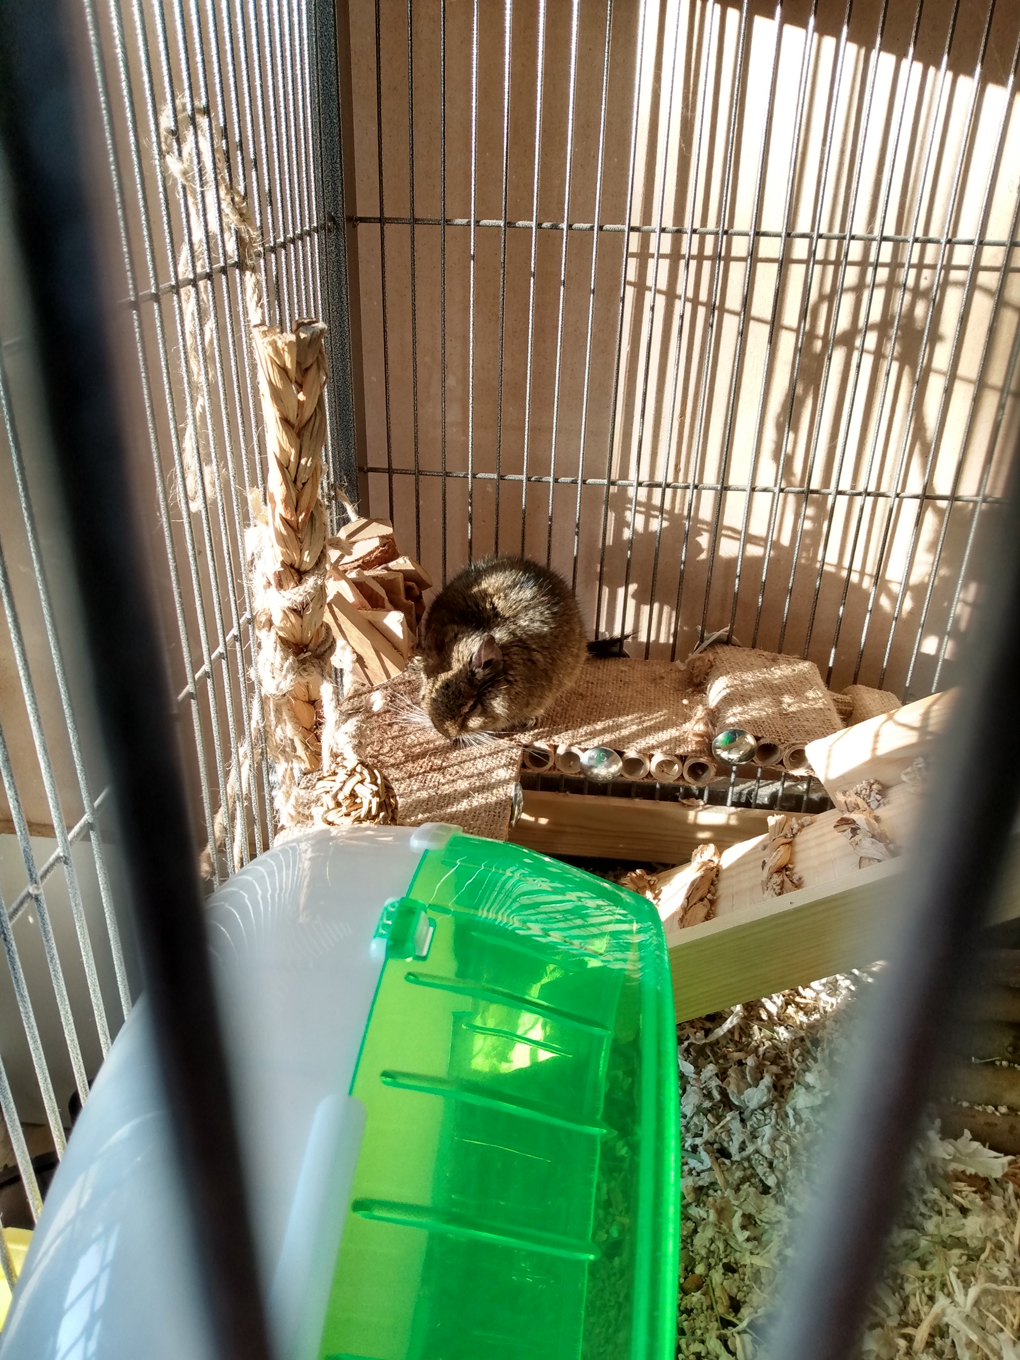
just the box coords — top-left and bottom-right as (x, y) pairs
(420, 556), (588, 739)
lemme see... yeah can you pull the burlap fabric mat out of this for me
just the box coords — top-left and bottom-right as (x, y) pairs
(335, 651), (866, 841)
(701, 646), (844, 745)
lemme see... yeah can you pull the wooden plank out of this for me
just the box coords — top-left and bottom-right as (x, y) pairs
(712, 779), (918, 918)
(668, 834), (1020, 1023)
(509, 790), (772, 862)
(930, 1103), (1020, 1155)
(805, 689), (956, 798)
(0, 816), (57, 839)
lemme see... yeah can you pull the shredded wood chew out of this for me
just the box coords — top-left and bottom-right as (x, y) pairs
(624, 844), (722, 928)
(902, 755), (930, 791)
(832, 809), (900, 869)
(836, 780), (887, 811)
(761, 814), (812, 897)
(678, 977), (1020, 1359)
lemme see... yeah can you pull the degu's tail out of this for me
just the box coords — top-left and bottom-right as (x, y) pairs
(587, 634), (631, 659)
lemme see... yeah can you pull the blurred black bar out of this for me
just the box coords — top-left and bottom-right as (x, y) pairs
(0, 4), (274, 1359)
(762, 452), (1020, 1358)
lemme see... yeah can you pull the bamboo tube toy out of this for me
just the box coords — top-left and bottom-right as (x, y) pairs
(521, 744), (555, 773)
(753, 739), (782, 768)
(555, 746), (583, 775)
(682, 754), (716, 786)
(649, 752), (681, 782)
(620, 750), (650, 780)
(782, 743), (811, 774)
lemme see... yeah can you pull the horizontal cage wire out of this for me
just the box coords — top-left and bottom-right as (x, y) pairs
(1, 0), (1020, 1273)
(349, 0), (1020, 699)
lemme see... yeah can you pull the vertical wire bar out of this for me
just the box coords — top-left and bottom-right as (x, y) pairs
(467, 0), (479, 561)
(570, 0), (614, 596)
(407, 0), (421, 561)
(257, 0), (297, 323)
(374, 0), (395, 522)
(305, 7), (340, 528)
(0, 1215), (16, 1292)
(881, 19), (1020, 689)
(818, 0), (964, 680)
(296, 2), (326, 323)
(239, 0), (281, 329)
(758, 456), (1020, 1360)
(160, 3), (254, 869)
(544, 0), (581, 568)
(215, 0), (271, 326)
(105, 0), (223, 883)
(200, 0), (274, 843)
(261, 0), (301, 315)
(799, 0), (928, 661)
(0, 0), (276, 1339)
(0, 716), (91, 1103)
(440, 0), (448, 581)
(493, 0), (513, 555)
(595, 0), (650, 636)
(307, 0), (362, 520)
(593, 0), (649, 638)
(618, 0), (689, 638)
(849, 0), (995, 685)
(519, 0), (547, 556)
(0, 1054), (42, 1221)
(282, 3), (314, 319)
(279, 2), (314, 316)
(173, 0), (260, 815)
(655, 12), (725, 658)
(677, 0), (756, 646)
(144, 0), (241, 871)
(671, 0), (782, 652)
(750, 0), (854, 648)
(774, 0), (892, 654)
(932, 314), (1020, 691)
(726, 2), (820, 643)
(0, 866), (67, 1158)
(184, 0), (270, 856)
(0, 342), (131, 1018)
(0, 541), (110, 1056)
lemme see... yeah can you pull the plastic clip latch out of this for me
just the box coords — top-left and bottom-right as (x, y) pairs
(374, 897), (435, 960)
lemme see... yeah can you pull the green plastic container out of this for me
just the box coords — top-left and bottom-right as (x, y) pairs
(318, 833), (680, 1360)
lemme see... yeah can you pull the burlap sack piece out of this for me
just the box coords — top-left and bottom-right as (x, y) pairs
(829, 691), (854, 722)
(842, 684), (901, 725)
(335, 667), (526, 840)
(534, 659), (715, 756)
(700, 646), (843, 745)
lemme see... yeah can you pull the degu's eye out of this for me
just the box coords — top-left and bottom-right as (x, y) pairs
(460, 699), (477, 717)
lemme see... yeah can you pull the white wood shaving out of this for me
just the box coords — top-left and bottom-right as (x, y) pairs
(677, 976), (1020, 1358)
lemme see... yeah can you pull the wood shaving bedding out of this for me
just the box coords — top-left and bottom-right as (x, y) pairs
(677, 978), (1020, 1358)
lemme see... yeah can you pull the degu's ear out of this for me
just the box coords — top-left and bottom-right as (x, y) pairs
(470, 634), (503, 678)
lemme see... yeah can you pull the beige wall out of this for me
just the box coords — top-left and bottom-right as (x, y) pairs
(344, 0), (1020, 699)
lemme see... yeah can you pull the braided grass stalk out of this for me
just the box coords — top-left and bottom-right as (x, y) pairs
(249, 319), (395, 828)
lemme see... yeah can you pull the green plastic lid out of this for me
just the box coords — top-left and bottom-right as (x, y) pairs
(318, 833), (680, 1360)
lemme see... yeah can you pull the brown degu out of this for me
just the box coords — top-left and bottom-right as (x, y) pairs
(420, 555), (588, 738)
